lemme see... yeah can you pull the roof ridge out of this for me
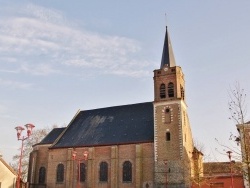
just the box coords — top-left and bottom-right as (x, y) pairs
(80, 101), (152, 112)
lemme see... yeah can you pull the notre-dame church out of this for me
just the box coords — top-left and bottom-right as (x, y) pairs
(28, 26), (196, 188)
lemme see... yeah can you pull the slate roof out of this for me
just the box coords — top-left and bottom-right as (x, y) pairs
(160, 26), (176, 69)
(39, 127), (66, 145)
(51, 102), (154, 148)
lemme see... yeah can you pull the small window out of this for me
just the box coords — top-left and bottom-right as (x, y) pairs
(99, 162), (108, 182)
(168, 82), (174, 97)
(123, 161), (132, 182)
(80, 163), (86, 182)
(165, 108), (171, 123)
(166, 132), (171, 141)
(56, 164), (64, 183)
(39, 167), (46, 184)
(160, 84), (166, 98)
(181, 86), (185, 100)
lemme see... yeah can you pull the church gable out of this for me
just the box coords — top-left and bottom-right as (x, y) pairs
(51, 102), (154, 148)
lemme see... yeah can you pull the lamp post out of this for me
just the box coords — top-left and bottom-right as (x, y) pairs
(226, 151), (234, 188)
(15, 124), (35, 188)
(72, 150), (88, 188)
(164, 160), (168, 188)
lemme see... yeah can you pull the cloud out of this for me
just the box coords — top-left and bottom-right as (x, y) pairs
(0, 3), (153, 77)
(0, 78), (32, 89)
(20, 63), (61, 75)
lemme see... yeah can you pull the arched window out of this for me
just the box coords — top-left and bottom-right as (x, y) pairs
(99, 161), (108, 182)
(160, 84), (166, 98)
(123, 161), (132, 182)
(168, 82), (174, 97)
(166, 132), (171, 141)
(39, 167), (46, 184)
(165, 108), (171, 123)
(80, 163), (86, 182)
(56, 164), (64, 183)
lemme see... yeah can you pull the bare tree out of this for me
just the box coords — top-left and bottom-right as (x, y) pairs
(11, 125), (56, 181)
(228, 81), (248, 124)
(228, 82), (250, 187)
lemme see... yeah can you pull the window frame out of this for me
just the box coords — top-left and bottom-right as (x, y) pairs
(39, 166), (46, 184)
(99, 161), (108, 182)
(160, 83), (166, 99)
(166, 132), (171, 141)
(122, 161), (132, 183)
(79, 162), (86, 182)
(168, 82), (174, 98)
(56, 163), (64, 183)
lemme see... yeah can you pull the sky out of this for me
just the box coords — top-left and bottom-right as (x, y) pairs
(0, 0), (250, 164)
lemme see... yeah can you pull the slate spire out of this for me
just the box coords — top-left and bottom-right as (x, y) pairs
(160, 26), (176, 69)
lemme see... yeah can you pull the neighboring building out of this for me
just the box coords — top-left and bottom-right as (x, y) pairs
(237, 122), (250, 188)
(192, 162), (244, 188)
(28, 26), (196, 188)
(191, 147), (204, 187)
(0, 154), (17, 188)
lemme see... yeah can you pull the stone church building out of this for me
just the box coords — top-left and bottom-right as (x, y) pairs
(28, 27), (197, 188)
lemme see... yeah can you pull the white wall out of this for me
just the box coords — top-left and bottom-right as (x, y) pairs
(0, 158), (17, 188)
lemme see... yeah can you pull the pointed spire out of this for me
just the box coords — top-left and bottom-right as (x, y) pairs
(160, 26), (176, 69)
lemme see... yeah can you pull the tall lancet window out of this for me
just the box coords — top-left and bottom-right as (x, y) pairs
(80, 163), (86, 182)
(160, 84), (166, 98)
(56, 164), (64, 183)
(39, 167), (46, 184)
(168, 82), (174, 98)
(99, 161), (108, 182)
(123, 161), (132, 182)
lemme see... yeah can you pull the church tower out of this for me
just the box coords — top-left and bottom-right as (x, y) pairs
(154, 27), (194, 188)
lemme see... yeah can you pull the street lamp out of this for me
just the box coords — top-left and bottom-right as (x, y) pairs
(164, 160), (168, 188)
(15, 123), (35, 188)
(72, 150), (88, 188)
(226, 151), (234, 188)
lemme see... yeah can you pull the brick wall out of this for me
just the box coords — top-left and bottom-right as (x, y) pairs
(32, 143), (154, 188)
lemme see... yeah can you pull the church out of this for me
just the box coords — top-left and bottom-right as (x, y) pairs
(28, 26), (196, 188)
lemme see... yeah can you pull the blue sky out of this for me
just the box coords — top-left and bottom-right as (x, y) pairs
(1, 0), (250, 163)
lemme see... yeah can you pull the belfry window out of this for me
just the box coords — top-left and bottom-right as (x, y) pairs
(160, 84), (166, 98)
(166, 132), (171, 141)
(99, 161), (108, 182)
(123, 161), (132, 182)
(181, 86), (185, 100)
(39, 167), (46, 184)
(80, 163), (86, 182)
(168, 82), (174, 97)
(56, 164), (64, 183)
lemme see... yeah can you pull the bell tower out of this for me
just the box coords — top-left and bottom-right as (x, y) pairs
(153, 27), (194, 188)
